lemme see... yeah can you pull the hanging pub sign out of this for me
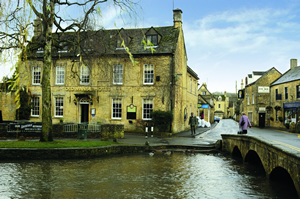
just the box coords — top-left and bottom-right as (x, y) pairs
(238, 89), (244, 99)
(127, 104), (136, 119)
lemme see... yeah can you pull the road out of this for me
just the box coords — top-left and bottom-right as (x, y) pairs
(199, 119), (300, 152)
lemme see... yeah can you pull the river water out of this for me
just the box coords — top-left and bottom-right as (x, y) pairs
(0, 152), (297, 199)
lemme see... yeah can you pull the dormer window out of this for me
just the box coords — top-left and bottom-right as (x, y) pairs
(84, 39), (94, 51)
(37, 47), (44, 53)
(146, 34), (158, 46)
(116, 29), (131, 50)
(58, 42), (68, 53)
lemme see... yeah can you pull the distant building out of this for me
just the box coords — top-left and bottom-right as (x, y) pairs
(270, 59), (300, 128)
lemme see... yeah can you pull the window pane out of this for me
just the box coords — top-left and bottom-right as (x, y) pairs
(55, 97), (64, 117)
(144, 64), (154, 84)
(143, 99), (153, 120)
(33, 66), (41, 84)
(113, 65), (123, 84)
(56, 66), (65, 84)
(31, 97), (39, 116)
(81, 66), (90, 84)
(112, 98), (122, 119)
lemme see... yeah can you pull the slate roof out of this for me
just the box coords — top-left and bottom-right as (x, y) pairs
(271, 66), (300, 86)
(245, 67), (281, 87)
(27, 26), (180, 58)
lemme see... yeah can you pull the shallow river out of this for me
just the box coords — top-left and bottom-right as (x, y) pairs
(0, 152), (297, 198)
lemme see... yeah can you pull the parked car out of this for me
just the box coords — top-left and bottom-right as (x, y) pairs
(214, 116), (220, 123)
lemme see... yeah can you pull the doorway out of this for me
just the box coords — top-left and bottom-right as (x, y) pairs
(80, 98), (90, 123)
(259, 113), (265, 128)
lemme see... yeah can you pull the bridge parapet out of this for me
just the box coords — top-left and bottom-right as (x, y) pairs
(222, 134), (300, 198)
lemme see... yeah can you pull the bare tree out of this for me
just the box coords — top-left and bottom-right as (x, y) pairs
(0, 0), (140, 141)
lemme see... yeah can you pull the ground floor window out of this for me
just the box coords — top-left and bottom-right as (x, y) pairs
(143, 99), (153, 120)
(248, 112), (253, 122)
(31, 97), (39, 116)
(112, 98), (122, 119)
(55, 97), (64, 117)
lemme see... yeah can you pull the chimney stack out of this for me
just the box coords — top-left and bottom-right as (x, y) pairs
(241, 79), (244, 89)
(173, 9), (183, 28)
(34, 17), (42, 37)
(290, 58), (297, 70)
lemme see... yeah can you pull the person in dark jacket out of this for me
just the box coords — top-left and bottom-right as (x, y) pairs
(239, 112), (251, 134)
(189, 112), (198, 135)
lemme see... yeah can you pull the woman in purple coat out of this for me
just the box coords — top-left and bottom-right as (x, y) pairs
(239, 112), (251, 134)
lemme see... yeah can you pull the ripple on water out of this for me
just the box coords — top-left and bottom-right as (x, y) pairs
(0, 153), (298, 198)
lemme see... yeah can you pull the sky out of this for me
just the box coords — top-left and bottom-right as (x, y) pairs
(2, 0), (300, 93)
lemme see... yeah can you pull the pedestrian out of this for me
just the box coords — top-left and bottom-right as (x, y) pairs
(239, 112), (251, 134)
(189, 112), (198, 135)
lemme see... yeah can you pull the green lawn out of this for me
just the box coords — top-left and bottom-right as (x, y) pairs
(0, 140), (120, 148)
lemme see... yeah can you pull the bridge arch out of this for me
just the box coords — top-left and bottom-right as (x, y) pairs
(222, 134), (300, 198)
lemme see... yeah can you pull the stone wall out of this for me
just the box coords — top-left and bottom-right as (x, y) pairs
(0, 123), (124, 139)
(0, 91), (16, 121)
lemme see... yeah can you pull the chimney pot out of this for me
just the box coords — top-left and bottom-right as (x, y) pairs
(290, 58), (297, 70)
(173, 8), (183, 28)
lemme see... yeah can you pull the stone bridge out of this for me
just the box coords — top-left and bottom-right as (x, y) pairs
(222, 134), (300, 198)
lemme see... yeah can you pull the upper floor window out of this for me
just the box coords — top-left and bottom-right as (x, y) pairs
(247, 95), (249, 105)
(252, 93), (254, 104)
(297, 86), (300, 99)
(146, 35), (158, 46)
(112, 98), (122, 119)
(31, 97), (39, 117)
(58, 42), (68, 53)
(143, 64), (154, 84)
(113, 64), (123, 84)
(143, 99), (153, 120)
(202, 91), (206, 95)
(218, 104), (221, 109)
(81, 65), (90, 85)
(285, 87), (288, 100)
(276, 89), (282, 100)
(32, 66), (41, 85)
(55, 97), (64, 117)
(56, 66), (65, 85)
(190, 78), (192, 92)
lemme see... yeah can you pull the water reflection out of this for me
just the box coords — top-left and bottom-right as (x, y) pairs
(0, 153), (297, 198)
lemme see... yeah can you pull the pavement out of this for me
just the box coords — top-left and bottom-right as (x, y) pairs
(116, 122), (218, 146)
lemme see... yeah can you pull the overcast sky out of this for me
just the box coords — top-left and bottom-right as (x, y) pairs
(2, 0), (300, 93)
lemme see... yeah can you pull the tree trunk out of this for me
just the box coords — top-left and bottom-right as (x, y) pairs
(40, 0), (55, 142)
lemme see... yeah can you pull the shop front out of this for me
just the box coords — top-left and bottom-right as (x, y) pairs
(283, 102), (300, 124)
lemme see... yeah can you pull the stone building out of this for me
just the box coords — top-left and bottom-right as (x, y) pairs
(198, 83), (214, 123)
(213, 92), (229, 119)
(20, 9), (199, 133)
(270, 59), (300, 128)
(238, 68), (281, 127)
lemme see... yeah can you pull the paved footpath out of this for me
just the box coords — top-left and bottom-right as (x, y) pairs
(117, 122), (218, 146)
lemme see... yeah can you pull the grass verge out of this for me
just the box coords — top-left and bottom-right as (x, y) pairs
(0, 140), (120, 148)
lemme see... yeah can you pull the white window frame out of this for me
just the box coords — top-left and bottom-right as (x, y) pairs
(32, 66), (41, 85)
(31, 97), (40, 117)
(112, 98), (122, 119)
(143, 64), (154, 85)
(146, 34), (158, 46)
(113, 64), (123, 85)
(55, 97), (64, 117)
(56, 66), (65, 85)
(247, 95), (249, 105)
(202, 91), (206, 95)
(190, 78), (192, 92)
(248, 111), (253, 122)
(80, 65), (90, 85)
(143, 99), (153, 120)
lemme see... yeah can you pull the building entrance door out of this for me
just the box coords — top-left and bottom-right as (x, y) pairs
(80, 98), (89, 123)
(259, 113), (265, 128)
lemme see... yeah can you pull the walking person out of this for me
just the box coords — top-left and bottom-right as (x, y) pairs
(189, 112), (198, 135)
(239, 112), (251, 134)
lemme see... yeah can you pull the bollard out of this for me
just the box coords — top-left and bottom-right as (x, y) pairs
(145, 123), (148, 139)
(151, 123), (154, 137)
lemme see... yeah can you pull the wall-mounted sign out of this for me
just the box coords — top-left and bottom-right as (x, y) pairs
(259, 107), (266, 112)
(258, 86), (269, 93)
(198, 104), (209, 109)
(91, 108), (96, 115)
(238, 90), (244, 99)
(127, 104), (136, 119)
